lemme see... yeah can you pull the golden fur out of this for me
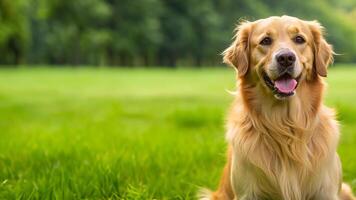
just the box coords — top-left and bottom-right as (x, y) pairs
(199, 16), (355, 200)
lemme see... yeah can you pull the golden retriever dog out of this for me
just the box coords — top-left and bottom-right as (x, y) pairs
(199, 16), (355, 200)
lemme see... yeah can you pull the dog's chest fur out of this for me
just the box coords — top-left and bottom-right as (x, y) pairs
(227, 100), (340, 200)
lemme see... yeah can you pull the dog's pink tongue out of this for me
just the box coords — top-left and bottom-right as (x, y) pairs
(275, 78), (297, 93)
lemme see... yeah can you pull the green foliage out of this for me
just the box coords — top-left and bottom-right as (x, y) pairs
(0, 66), (355, 199)
(109, 0), (162, 65)
(0, 0), (356, 66)
(0, 0), (29, 64)
(39, 0), (112, 65)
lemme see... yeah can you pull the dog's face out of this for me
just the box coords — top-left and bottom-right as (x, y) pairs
(224, 16), (333, 100)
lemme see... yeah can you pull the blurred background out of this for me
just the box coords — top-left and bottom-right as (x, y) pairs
(1, 0), (356, 67)
(0, 0), (356, 199)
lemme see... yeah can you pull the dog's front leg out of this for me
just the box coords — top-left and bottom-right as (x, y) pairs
(210, 147), (235, 200)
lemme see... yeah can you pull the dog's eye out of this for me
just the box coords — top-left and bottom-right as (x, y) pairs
(294, 36), (305, 44)
(260, 37), (272, 46)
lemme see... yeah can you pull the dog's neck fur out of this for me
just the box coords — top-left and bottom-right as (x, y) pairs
(232, 76), (326, 165)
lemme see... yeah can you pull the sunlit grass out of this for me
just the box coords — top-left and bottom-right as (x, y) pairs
(0, 66), (355, 199)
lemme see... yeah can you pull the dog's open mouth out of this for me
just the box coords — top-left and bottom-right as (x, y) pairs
(263, 72), (300, 98)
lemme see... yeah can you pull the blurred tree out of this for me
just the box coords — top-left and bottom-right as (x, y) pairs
(187, 0), (221, 66)
(158, 0), (195, 66)
(107, 0), (162, 66)
(0, 0), (29, 65)
(37, 0), (111, 65)
(0, 0), (355, 66)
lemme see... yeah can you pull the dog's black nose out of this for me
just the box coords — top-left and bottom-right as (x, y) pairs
(276, 51), (296, 67)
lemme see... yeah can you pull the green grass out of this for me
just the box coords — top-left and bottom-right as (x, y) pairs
(0, 66), (355, 199)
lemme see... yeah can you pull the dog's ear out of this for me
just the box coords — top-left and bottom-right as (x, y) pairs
(308, 21), (333, 77)
(223, 21), (252, 77)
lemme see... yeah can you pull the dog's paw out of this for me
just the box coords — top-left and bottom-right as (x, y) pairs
(340, 183), (356, 200)
(197, 188), (212, 200)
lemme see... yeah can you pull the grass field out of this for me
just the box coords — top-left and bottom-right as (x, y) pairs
(0, 66), (355, 199)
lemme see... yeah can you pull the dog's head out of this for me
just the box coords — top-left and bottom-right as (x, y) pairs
(223, 16), (333, 100)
